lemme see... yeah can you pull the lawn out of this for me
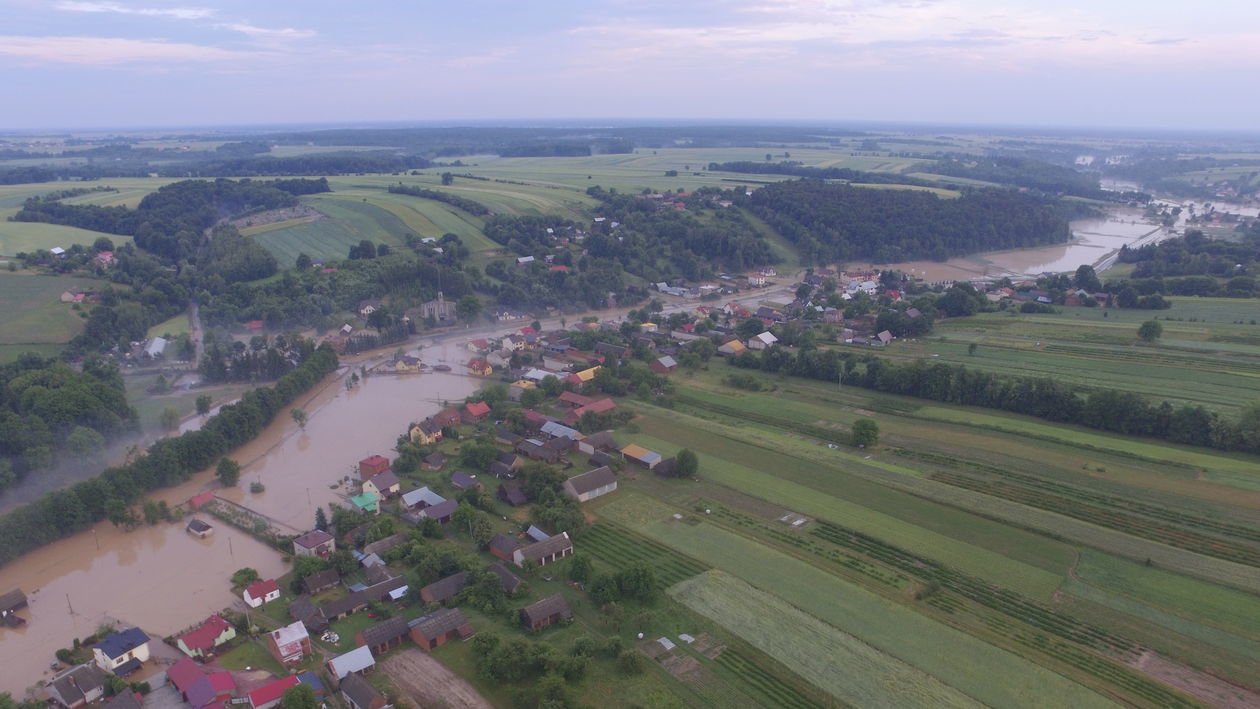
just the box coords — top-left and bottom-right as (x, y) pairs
(597, 495), (1118, 709)
(0, 221), (131, 257)
(0, 271), (103, 345)
(671, 570), (983, 709)
(218, 639), (286, 676)
(147, 312), (190, 339)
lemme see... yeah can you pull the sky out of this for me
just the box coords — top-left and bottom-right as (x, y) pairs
(2, 0), (1258, 132)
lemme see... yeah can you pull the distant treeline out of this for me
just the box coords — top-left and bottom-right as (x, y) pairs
(0, 356), (137, 491)
(707, 161), (929, 186)
(1121, 227), (1260, 279)
(726, 348), (1260, 454)
(923, 156), (1110, 199)
(0, 344), (339, 568)
(740, 179), (1075, 263)
(0, 152), (426, 184)
(386, 184), (491, 215)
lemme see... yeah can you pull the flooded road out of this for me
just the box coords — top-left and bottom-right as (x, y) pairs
(0, 347), (477, 696)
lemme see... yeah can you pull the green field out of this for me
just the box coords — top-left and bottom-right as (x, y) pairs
(671, 570), (984, 709)
(0, 221), (131, 257)
(0, 271), (101, 346)
(147, 312), (189, 339)
(600, 495), (1119, 709)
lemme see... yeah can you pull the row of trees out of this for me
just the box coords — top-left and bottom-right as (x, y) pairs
(727, 347), (1260, 453)
(387, 184), (491, 215)
(0, 344), (338, 566)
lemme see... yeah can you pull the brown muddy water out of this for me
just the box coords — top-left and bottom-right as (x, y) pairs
(0, 349), (477, 696)
(876, 208), (1173, 282)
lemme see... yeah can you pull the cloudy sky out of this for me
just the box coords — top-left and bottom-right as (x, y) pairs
(2, 0), (1257, 131)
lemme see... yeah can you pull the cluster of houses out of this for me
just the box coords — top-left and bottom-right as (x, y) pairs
(44, 627), (153, 709)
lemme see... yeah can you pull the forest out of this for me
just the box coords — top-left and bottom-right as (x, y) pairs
(741, 179), (1075, 263)
(0, 355), (137, 491)
(1120, 226), (1260, 278)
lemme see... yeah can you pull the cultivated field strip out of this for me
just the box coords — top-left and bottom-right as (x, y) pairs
(582, 523), (709, 587)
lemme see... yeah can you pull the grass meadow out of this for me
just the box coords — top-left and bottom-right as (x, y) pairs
(0, 271), (99, 346)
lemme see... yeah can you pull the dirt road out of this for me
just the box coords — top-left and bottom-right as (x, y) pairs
(381, 648), (493, 709)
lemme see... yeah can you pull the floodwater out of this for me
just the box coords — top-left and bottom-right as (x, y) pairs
(0, 518), (286, 696)
(880, 207), (1173, 282)
(0, 347), (477, 697)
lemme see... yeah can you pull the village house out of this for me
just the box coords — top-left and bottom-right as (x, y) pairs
(166, 656), (205, 702)
(513, 531), (574, 568)
(303, 569), (341, 595)
(186, 671), (236, 709)
(489, 533), (520, 563)
(419, 571), (469, 604)
(362, 533), (409, 559)
(177, 615), (236, 658)
(620, 443), (663, 469)
(419, 498), (459, 525)
(185, 518), (213, 539)
(339, 674), (388, 709)
(420, 451), (447, 471)
(563, 466), (617, 502)
(520, 594), (574, 630)
(563, 397), (617, 426)
(450, 471), (481, 491)
(400, 486), (446, 511)
(293, 530), (336, 557)
(243, 579), (280, 608)
(717, 340), (746, 356)
(433, 407), (463, 428)
(327, 645), (375, 685)
(467, 358), (493, 376)
(47, 664), (108, 708)
(0, 588), (27, 627)
(748, 331), (779, 350)
(362, 469), (401, 498)
(487, 563), (524, 595)
(497, 481), (527, 507)
(540, 420), (580, 440)
(92, 628), (150, 676)
(464, 400), (492, 422)
(649, 356), (678, 374)
(577, 430), (618, 456)
(359, 455), (391, 480)
(350, 491), (381, 514)
(409, 608), (474, 651)
(357, 300), (381, 318)
(356, 616), (410, 655)
(248, 676), (301, 709)
(266, 621), (311, 666)
(410, 418), (444, 445)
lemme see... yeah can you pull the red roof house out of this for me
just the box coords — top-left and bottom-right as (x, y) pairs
(247, 676), (299, 709)
(177, 615), (235, 658)
(358, 455), (390, 480)
(464, 401), (491, 421)
(167, 656), (204, 697)
(243, 579), (280, 608)
(188, 491), (215, 510)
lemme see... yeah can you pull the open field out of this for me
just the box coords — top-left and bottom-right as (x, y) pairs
(147, 312), (189, 339)
(0, 271), (100, 346)
(598, 495), (1120, 709)
(0, 221), (131, 257)
(671, 570), (984, 709)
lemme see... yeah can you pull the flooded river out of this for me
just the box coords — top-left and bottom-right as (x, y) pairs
(876, 207), (1174, 283)
(0, 347), (477, 696)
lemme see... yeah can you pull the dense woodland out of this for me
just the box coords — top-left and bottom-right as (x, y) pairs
(0, 356), (137, 490)
(924, 156), (1108, 198)
(741, 179), (1075, 263)
(0, 344), (338, 566)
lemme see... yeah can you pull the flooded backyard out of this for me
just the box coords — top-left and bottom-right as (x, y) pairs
(0, 346), (478, 696)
